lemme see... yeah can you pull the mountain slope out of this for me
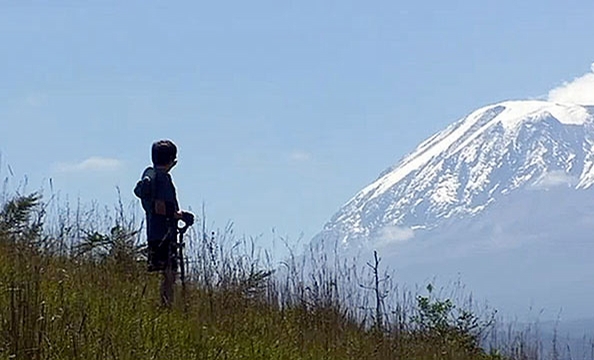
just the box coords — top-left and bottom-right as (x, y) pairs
(313, 100), (594, 321)
(317, 101), (594, 248)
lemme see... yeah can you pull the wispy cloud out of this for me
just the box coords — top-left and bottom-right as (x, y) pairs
(532, 170), (576, 190)
(55, 157), (123, 173)
(548, 63), (594, 105)
(375, 225), (414, 246)
(289, 150), (311, 162)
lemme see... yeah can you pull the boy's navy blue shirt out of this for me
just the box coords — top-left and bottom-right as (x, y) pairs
(135, 166), (180, 244)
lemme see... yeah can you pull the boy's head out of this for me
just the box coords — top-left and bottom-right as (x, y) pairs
(152, 140), (178, 169)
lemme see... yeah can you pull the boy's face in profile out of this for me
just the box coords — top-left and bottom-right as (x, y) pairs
(166, 158), (177, 172)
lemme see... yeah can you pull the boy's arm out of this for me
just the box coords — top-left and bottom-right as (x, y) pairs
(153, 201), (182, 218)
(153, 173), (180, 219)
(152, 172), (193, 224)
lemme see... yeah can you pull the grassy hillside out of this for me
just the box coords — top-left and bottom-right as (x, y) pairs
(0, 193), (535, 359)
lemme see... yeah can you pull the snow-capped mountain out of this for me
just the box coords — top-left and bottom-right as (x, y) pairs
(313, 100), (594, 321)
(316, 100), (594, 248)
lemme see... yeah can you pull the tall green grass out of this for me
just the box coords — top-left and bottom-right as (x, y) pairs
(0, 192), (540, 359)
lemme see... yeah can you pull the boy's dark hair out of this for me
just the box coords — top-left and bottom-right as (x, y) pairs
(151, 140), (177, 166)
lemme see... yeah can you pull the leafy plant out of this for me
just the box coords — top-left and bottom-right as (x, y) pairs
(412, 283), (496, 355)
(0, 193), (44, 245)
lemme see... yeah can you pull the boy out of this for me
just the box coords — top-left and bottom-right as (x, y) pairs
(134, 139), (194, 307)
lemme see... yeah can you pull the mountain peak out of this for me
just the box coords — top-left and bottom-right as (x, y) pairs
(317, 100), (594, 247)
(469, 100), (590, 128)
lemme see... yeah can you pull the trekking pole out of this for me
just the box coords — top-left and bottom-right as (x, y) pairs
(177, 211), (194, 303)
(178, 224), (189, 296)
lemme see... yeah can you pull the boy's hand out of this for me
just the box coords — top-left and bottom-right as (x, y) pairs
(181, 211), (195, 226)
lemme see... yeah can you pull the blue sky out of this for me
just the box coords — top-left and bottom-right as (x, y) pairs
(1, 1), (594, 254)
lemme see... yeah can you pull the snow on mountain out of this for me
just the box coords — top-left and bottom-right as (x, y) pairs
(312, 100), (594, 322)
(317, 100), (594, 248)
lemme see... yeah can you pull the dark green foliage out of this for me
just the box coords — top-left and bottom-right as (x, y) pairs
(76, 226), (143, 263)
(412, 284), (495, 357)
(0, 193), (43, 245)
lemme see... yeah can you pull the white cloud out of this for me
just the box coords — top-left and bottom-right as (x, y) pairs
(532, 170), (576, 189)
(375, 225), (414, 246)
(55, 157), (123, 173)
(290, 150), (311, 162)
(548, 63), (594, 105)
